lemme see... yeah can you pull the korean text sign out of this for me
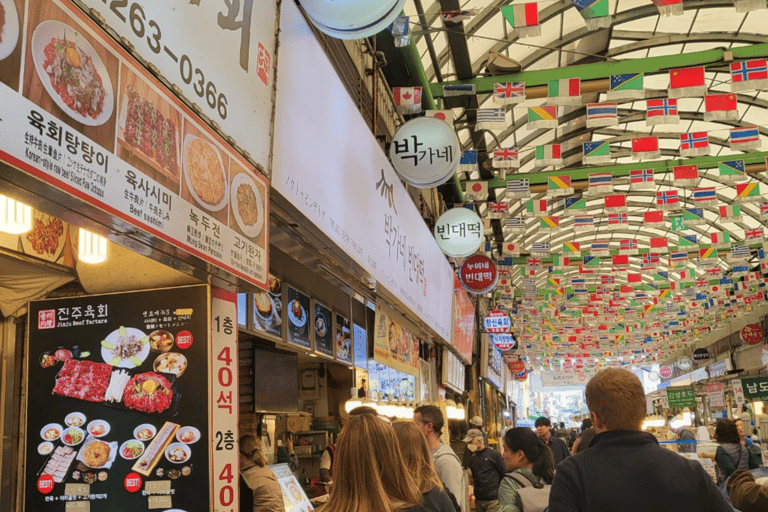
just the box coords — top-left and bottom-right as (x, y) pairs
(741, 377), (768, 402)
(666, 387), (696, 408)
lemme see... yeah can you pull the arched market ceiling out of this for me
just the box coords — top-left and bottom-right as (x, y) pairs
(382, 0), (768, 373)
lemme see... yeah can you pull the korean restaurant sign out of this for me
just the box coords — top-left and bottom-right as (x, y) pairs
(79, 0), (277, 171)
(452, 276), (474, 364)
(481, 334), (503, 389)
(741, 377), (768, 402)
(271, 0), (454, 342)
(459, 255), (497, 294)
(0, 0), (269, 290)
(25, 285), (211, 512)
(373, 301), (420, 377)
(707, 382), (725, 409)
(666, 387), (695, 408)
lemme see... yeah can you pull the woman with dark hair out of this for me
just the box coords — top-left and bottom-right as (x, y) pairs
(498, 427), (555, 512)
(714, 418), (759, 485)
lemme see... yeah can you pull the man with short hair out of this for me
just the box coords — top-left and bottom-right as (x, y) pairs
(535, 417), (570, 465)
(548, 368), (732, 512)
(414, 405), (468, 512)
(464, 429), (506, 512)
(667, 415), (696, 453)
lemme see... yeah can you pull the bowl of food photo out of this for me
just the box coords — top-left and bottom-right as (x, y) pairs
(38, 441), (54, 456)
(153, 352), (188, 377)
(133, 423), (157, 441)
(165, 442), (190, 464)
(40, 423), (62, 441)
(87, 420), (110, 438)
(287, 299), (307, 336)
(176, 426), (200, 444)
(119, 439), (145, 460)
(148, 330), (174, 353)
(65, 412), (86, 428)
(62, 427), (85, 447)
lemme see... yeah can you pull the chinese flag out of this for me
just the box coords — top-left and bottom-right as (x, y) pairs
(644, 211), (664, 223)
(673, 164), (699, 180)
(670, 67), (705, 89)
(627, 273), (642, 282)
(604, 195), (626, 209)
(650, 237), (668, 248)
(631, 136), (659, 153)
(705, 93), (737, 113)
(612, 254), (629, 265)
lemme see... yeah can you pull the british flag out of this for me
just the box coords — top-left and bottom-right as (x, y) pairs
(494, 82), (525, 103)
(488, 202), (509, 214)
(493, 147), (519, 167)
(745, 228), (764, 240)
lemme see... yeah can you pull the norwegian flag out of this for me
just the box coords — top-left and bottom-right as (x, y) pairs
(680, 132), (710, 157)
(656, 190), (680, 210)
(731, 59), (768, 92)
(646, 98), (679, 125)
(493, 147), (520, 168)
(602, 275), (616, 285)
(631, 137), (660, 160)
(607, 212), (628, 230)
(673, 164), (699, 187)
(487, 202), (509, 219)
(693, 187), (717, 202)
(629, 168), (654, 190)
(493, 82), (526, 104)
(642, 253), (660, 271)
(620, 239), (639, 255)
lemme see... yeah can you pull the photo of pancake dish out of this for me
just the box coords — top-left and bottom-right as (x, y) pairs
(83, 440), (110, 468)
(236, 181), (258, 226)
(186, 137), (225, 207)
(255, 292), (272, 318)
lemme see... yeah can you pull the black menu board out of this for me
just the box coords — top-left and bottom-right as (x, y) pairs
(252, 274), (283, 339)
(25, 285), (210, 512)
(285, 286), (310, 349)
(313, 301), (333, 358)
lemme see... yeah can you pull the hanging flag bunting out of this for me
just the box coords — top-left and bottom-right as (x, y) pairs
(571, 0), (611, 29)
(493, 147), (520, 168)
(656, 190), (681, 210)
(644, 210), (665, 227)
(487, 202), (509, 220)
(390, 16), (411, 47)
(548, 176), (573, 196)
(683, 208), (705, 226)
(642, 253), (660, 272)
(604, 194), (627, 213)
(704, 93), (738, 121)
(718, 159), (747, 183)
(669, 67), (706, 98)
(552, 255), (571, 268)
(527, 106), (559, 130)
(678, 268), (695, 283)
(443, 84), (476, 97)
(607, 212), (628, 230)
(607, 73), (644, 100)
(535, 144), (563, 166)
(631, 136), (660, 160)
(564, 197), (587, 215)
(719, 204), (741, 222)
(678, 234), (698, 247)
(547, 78), (582, 106)
(730, 59), (768, 91)
(620, 239), (639, 255)
(502, 241), (520, 256)
(652, 0), (684, 16)
(574, 215), (595, 231)
(759, 202), (768, 220)
(507, 178), (531, 199)
(673, 164), (699, 187)
(532, 242), (551, 255)
(440, 10), (477, 23)
(540, 216), (560, 231)
(505, 217), (526, 233)
(526, 199), (548, 216)
(731, 265), (751, 278)
(586, 172), (613, 196)
(563, 242), (581, 255)
(629, 168), (655, 190)
(744, 227), (764, 241)
(735, 182), (761, 202)
(476, 108), (507, 130)
(424, 110), (455, 127)
(393, 87), (422, 115)
(692, 187), (717, 203)
(730, 243), (751, 262)
(586, 103), (618, 127)
(501, 3), (541, 38)
(459, 150), (478, 173)
(733, 0), (768, 14)
(711, 231), (731, 249)
(646, 98), (679, 125)
(612, 254), (629, 268)
(680, 132), (710, 157)
(464, 181), (488, 201)
(493, 82), (526, 105)
(583, 141), (611, 164)
(729, 126), (761, 150)
(591, 240), (611, 255)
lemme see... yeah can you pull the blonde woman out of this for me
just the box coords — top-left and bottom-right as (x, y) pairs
(238, 435), (283, 512)
(392, 421), (457, 512)
(323, 414), (429, 512)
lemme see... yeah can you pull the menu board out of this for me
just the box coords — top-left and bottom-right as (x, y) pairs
(270, 463), (313, 512)
(353, 323), (367, 370)
(335, 314), (351, 365)
(313, 301), (333, 358)
(285, 286), (310, 349)
(0, 0), (269, 290)
(252, 274), (283, 340)
(373, 301), (420, 377)
(452, 276), (474, 364)
(25, 285), (210, 512)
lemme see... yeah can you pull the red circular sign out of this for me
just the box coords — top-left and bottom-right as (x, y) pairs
(459, 255), (498, 294)
(37, 475), (54, 494)
(508, 360), (525, 373)
(659, 365), (673, 379)
(124, 472), (143, 493)
(176, 330), (193, 349)
(740, 324), (764, 345)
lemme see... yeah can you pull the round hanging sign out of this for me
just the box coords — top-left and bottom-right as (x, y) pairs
(508, 360), (525, 373)
(299, 0), (407, 39)
(484, 309), (510, 334)
(740, 323), (764, 345)
(389, 117), (460, 188)
(514, 370), (528, 381)
(459, 255), (498, 294)
(659, 365), (673, 379)
(693, 348), (710, 362)
(677, 356), (693, 371)
(434, 208), (483, 258)
(492, 333), (517, 351)
(648, 371), (660, 382)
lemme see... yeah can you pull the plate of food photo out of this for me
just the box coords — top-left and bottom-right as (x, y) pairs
(230, 172), (264, 238)
(0, 0), (20, 61)
(183, 134), (228, 212)
(100, 326), (149, 368)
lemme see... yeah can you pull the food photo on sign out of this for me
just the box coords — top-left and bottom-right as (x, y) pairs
(25, 285), (210, 512)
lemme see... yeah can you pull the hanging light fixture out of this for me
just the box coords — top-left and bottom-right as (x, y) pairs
(0, 194), (33, 234)
(78, 228), (109, 264)
(298, 0), (407, 40)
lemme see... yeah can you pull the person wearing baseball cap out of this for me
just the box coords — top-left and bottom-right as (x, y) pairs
(464, 429), (506, 512)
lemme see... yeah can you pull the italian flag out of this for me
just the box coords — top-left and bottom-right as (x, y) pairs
(548, 78), (581, 105)
(501, 4), (540, 37)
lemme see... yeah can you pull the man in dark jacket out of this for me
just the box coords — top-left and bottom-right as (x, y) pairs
(465, 429), (506, 512)
(548, 368), (732, 512)
(535, 416), (570, 465)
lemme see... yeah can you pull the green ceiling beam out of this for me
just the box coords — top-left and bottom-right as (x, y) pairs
(429, 42), (768, 98)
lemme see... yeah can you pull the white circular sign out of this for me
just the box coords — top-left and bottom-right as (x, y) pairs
(434, 208), (483, 258)
(389, 117), (460, 188)
(677, 356), (693, 371)
(299, 0), (407, 39)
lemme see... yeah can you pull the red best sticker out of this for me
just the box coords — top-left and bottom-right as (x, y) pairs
(37, 474), (55, 494)
(175, 330), (193, 349)
(124, 472), (142, 493)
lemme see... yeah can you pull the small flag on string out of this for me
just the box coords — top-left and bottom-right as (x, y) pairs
(507, 178), (530, 199)
(673, 164), (699, 187)
(505, 217), (526, 233)
(646, 98), (679, 125)
(493, 82), (525, 104)
(502, 241), (520, 256)
(683, 208), (705, 226)
(718, 159), (747, 183)
(564, 197), (587, 215)
(563, 242), (581, 254)
(730, 58), (768, 91)
(586, 172), (613, 195)
(591, 240), (611, 255)
(586, 103), (618, 127)
(583, 141), (611, 164)
(680, 132), (710, 157)
(552, 255), (571, 268)
(574, 215), (595, 231)
(464, 181), (488, 201)
(719, 204), (741, 222)
(692, 187), (717, 203)
(678, 234), (698, 247)
(501, 3), (541, 38)
(393, 87), (422, 114)
(547, 78), (582, 106)
(731, 265), (751, 278)
(459, 150), (477, 173)
(631, 136), (660, 160)
(535, 144), (563, 166)
(711, 231), (731, 249)
(527, 106), (558, 130)
(390, 16), (410, 47)
(620, 239), (639, 255)
(532, 241), (551, 255)
(571, 0), (611, 29)
(644, 210), (664, 227)
(649, 237), (669, 249)
(730, 243), (751, 262)
(604, 194), (627, 213)
(629, 168), (655, 190)
(540, 216), (560, 230)
(548, 176), (573, 196)
(652, 0), (684, 16)
(424, 110), (455, 127)
(443, 84), (476, 97)
(669, 67), (706, 98)
(487, 202), (509, 219)
(732, 0), (768, 15)
(656, 190), (680, 210)
(735, 182), (761, 202)
(759, 202), (768, 220)
(704, 93), (738, 121)
(493, 147), (519, 168)
(607, 73), (644, 100)
(440, 10), (476, 23)
(745, 228), (764, 241)
(476, 108), (507, 130)
(642, 253), (660, 272)
(526, 199), (548, 216)
(730, 126), (761, 150)
(613, 254), (629, 268)
(607, 212), (628, 230)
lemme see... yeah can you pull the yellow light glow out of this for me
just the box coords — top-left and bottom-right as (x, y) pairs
(78, 228), (109, 264)
(0, 195), (33, 234)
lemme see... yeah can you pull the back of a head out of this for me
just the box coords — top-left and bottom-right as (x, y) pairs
(585, 368), (645, 431)
(349, 405), (378, 417)
(503, 427), (555, 484)
(239, 434), (266, 467)
(392, 421), (442, 493)
(580, 418), (592, 431)
(414, 404), (444, 436)
(573, 428), (597, 454)
(714, 418), (740, 444)
(326, 414), (422, 512)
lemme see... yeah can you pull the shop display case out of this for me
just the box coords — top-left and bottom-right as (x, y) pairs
(291, 431), (330, 459)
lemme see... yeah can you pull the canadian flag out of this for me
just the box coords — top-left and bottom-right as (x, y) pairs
(393, 87), (423, 114)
